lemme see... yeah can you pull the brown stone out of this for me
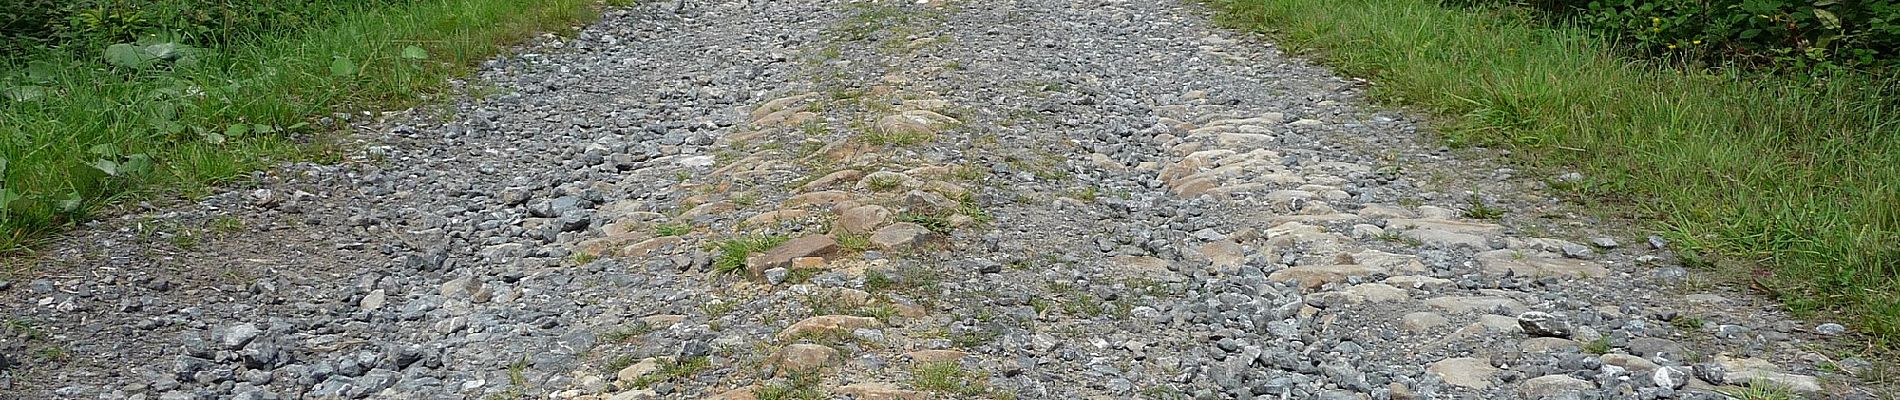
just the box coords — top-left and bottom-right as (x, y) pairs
(870, 222), (935, 251)
(620, 236), (682, 258)
(833, 383), (929, 400)
(745, 235), (839, 279)
(743, 209), (811, 226)
(777, 315), (881, 340)
(1267, 264), (1383, 290)
(575, 234), (646, 257)
(790, 257), (827, 270)
(1475, 250), (1610, 278)
(769, 344), (840, 374)
(799, 170), (863, 191)
(905, 350), (968, 364)
(839, 205), (894, 234)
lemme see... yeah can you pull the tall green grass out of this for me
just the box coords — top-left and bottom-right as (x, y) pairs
(0, 0), (597, 251)
(1207, 0), (1899, 347)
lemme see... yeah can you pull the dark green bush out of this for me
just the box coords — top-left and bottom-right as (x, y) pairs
(1456, 0), (1900, 71)
(2, 0), (415, 56)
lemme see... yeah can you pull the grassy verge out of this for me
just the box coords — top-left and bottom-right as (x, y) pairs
(0, 0), (598, 252)
(1205, 0), (1897, 348)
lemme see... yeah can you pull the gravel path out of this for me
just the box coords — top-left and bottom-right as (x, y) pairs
(1, 0), (1881, 399)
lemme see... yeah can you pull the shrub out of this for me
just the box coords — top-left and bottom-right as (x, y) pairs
(1455, 0), (1900, 72)
(2, 0), (417, 56)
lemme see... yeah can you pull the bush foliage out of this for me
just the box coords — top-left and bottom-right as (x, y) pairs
(1461, 0), (1900, 71)
(1, 0), (415, 55)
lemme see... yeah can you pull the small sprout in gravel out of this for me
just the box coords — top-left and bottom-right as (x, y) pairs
(600, 322), (655, 344)
(601, 354), (639, 373)
(1066, 186), (1099, 202)
(34, 345), (67, 361)
(865, 265), (940, 293)
(209, 217), (245, 234)
(570, 252), (599, 265)
(674, 171), (692, 182)
(712, 234), (790, 274)
(897, 212), (952, 233)
(1719, 379), (1798, 400)
(865, 174), (906, 191)
(912, 361), (994, 396)
(731, 192), (760, 207)
(1141, 386), (1188, 400)
(756, 373), (826, 400)
(1671, 315), (1706, 331)
(5, 319), (45, 340)
(835, 233), (873, 252)
(653, 223), (691, 237)
(700, 300), (740, 319)
(862, 129), (934, 146)
(951, 164), (987, 181)
(950, 329), (999, 348)
(1582, 336), (1612, 354)
(1462, 194), (1506, 219)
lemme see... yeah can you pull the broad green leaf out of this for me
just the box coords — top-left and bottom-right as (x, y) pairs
(252, 123), (274, 134)
(122, 154), (154, 176)
(402, 46), (430, 60)
(103, 43), (151, 68)
(92, 159), (120, 176)
(0, 188), (19, 211)
(1815, 9), (1842, 30)
(3, 86), (45, 102)
(331, 56), (358, 77)
(88, 143), (121, 157)
(1814, 0), (1838, 7)
(226, 124), (251, 137)
(204, 132), (227, 144)
(56, 192), (82, 213)
(1, 157), (9, 175)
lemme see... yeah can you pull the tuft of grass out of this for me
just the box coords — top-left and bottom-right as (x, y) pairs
(711, 234), (790, 274)
(835, 233), (873, 252)
(1208, 0), (1900, 349)
(628, 357), (712, 389)
(1671, 315), (1707, 331)
(912, 361), (998, 397)
(755, 373), (827, 400)
(599, 322), (655, 344)
(653, 223), (691, 237)
(1581, 336), (1612, 355)
(1718, 379), (1799, 400)
(0, 0), (598, 253)
(1461, 194), (1506, 220)
(861, 129), (935, 147)
(864, 174), (906, 192)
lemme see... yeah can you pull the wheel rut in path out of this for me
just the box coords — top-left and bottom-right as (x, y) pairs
(1, 0), (1878, 399)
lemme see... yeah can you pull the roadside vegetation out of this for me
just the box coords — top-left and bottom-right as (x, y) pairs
(0, 0), (599, 252)
(1207, 0), (1898, 349)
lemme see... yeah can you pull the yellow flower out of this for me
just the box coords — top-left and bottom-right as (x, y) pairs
(1668, 44), (1678, 49)
(1652, 17), (1661, 25)
(1692, 40), (1702, 45)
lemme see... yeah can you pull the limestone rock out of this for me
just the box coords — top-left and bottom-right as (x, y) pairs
(1427, 357), (1500, 389)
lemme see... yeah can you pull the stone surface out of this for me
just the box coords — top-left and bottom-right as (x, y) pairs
(745, 235), (838, 279)
(1427, 358), (1500, 390)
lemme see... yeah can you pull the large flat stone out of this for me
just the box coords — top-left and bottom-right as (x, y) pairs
(745, 235), (838, 279)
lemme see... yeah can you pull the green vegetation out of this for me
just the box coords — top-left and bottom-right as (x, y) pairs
(1209, 0), (1899, 348)
(912, 361), (1011, 398)
(0, 0), (598, 251)
(1445, 0), (1900, 72)
(755, 373), (827, 400)
(1718, 379), (1799, 400)
(711, 234), (790, 274)
(654, 223), (692, 237)
(599, 322), (655, 343)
